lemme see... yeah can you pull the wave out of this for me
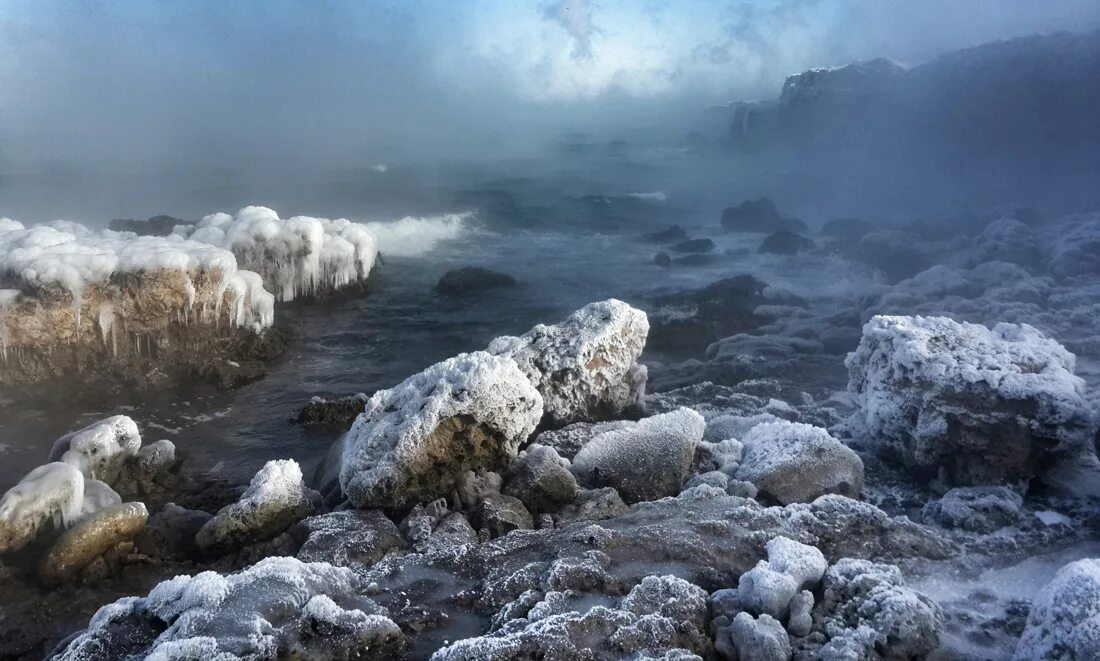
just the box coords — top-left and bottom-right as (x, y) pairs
(626, 191), (667, 202)
(367, 211), (470, 258)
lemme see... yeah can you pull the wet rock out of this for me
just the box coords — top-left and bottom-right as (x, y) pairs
(846, 315), (1096, 485)
(479, 494), (534, 538)
(339, 352), (543, 510)
(436, 267), (517, 295)
(39, 502), (148, 585)
(571, 408), (705, 503)
(135, 503), (212, 560)
(922, 486), (1024, 533)
(502, 445), (579, 514)
(488, 299), (649, 428)
(819, 325), (862, 354)
(675, 253), (720, 267)
(1014, 558), (1100, 660)
(196, 459), (320, 556)
(294, 392), (368, 427)
(646, 275), (771, 356)
(108, 214), (187, 236)
(642, 225), (688, 243)
(735, 421), (864, 505)
(671, 238), (716, 253)
(49, 415), (142, 486)
(296, 509), (407, 568)
(729, 612), (792, 661)
(721, 197), (806, 234)
(821, 217), (875, 242)
(653, 251), (672, 267)
(555, 487), (629, 523)
(759, 230), (816, 255)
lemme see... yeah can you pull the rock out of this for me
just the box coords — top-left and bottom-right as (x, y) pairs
(846, 315), (1096, 485)
(735, 421), (864, 504)
(488, 299), (649, 428)
(135, 503), (212, 560)
(642, 225), (688, 243)
(294, 393), (368, 427)
(646, 275), (771, 356)
(555, 487), (629, 523)
(0, 462), (84, 553)
(721, 197), (806, 234)
(571, 408), (705, 503)
(196, 459), (320, 556)
(455, 470), (504, 509)
(296, 509), (407, 567)
(922, 486), (1024, 533)
(854, 230), (931, 284)
(534, 420), (634, 460)
(479, 494), (534, 538)
(817, 559), (943, 660)
(653, 251), (672, 267)
(39, 502), (148, 585)
(821, 217), (875, 242)
(787, 590), (813, 637)
(759, 230), (816, 255)
(436, 267), (517, 295)
(79, 480), (122, 518)
(671, 238), (716, 253)
(1014, 558), (1100, 660)
(765, 536), (828, 590)
(48, 415), (142, 485)
(339, 351), (543, 510)
(736, 536), (827, 620)
(52, 556), (406, 660)
(108, 214), (187, 236)
(729, 612), (792, 661)
(675, 253), (719, 267)
(503, 445), (579, 514)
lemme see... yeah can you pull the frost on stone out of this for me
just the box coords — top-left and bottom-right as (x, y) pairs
(49, 415), (142, 484)
(488, 299), (649, 428)
(735, 421), (863, 504)
(921, 486), (1023, 533)
(570, 408), (704, 503)
(195, 459), (320, 556)
(1014, 558), (1100, 661)
(729, 612), (792, 661)
(0, 462), (84, 553)
(735, 536), (827, 620)
(176, 206), (379, 301)
(339, 351), (544, 510)
(54, 556), (405, 660)
(846, 315), (1096, 485)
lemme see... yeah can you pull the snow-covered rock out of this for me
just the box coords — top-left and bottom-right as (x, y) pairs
(296, 510), (407, 568)
(479, 494), (534, 538)
(339, 351), (543, 510)
(570, 408), (705, 503)
(176, 206), (379, 301)
(39, 501), (148, 584)
(195, 459), (320, 556)
(1014, 558), (1100, 660)
(735, 536), (828, 620)
(488, 299), (649, 428)
(0, 462), (84, 554)
(921, 486), (1024, 533)
(502, 444), (579, 514)
(730, 612), (792, 661)
(53, 556), (405, 660)
(735, 421), (863, 504)
(49, 415), (141, 485)
(846, 315), (1096, 484)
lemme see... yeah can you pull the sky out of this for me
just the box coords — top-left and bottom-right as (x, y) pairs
(1, 0), (1098, 174)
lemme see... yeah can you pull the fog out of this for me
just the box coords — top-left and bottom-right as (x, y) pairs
(1, 0), (1098, 221)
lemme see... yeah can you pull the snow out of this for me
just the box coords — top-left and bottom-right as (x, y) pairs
(1015, 558), (1100, 660)
(49, 415), (142, 485)
(0, 462), (84, 553)
(339, 351), (543, 509)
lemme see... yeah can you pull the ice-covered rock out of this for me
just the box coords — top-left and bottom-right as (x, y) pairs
(570, 408), (705, 503)
(735, 536), (828, 620)
(339, 351), (543, 510)
(921, 486), (1024, 533)
(502, 444), (579, 514)
(1014, 558), (1100, 660)
(1045, 213), (1100, 278)
(39, 502), (148, 584)
(49, 415), (141, 485)
(846, 315), (1096, 485)
(0, 462), (84, 554)
(177, 206), (379, 301)
(195, 459), (320, 556)
(532, 420), (634, 460)
(295, 509), (407, 568)
(787, 589), (814, 637)
(79, 479), (123, 518)
(729, 612), (792, 661)
(488, 299), (649, 428)
(479, 494), (534, 538)
(735, 421), (863, 504)
(53, 556), (405, 660)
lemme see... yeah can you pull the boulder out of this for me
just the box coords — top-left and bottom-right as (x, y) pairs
(729, 612), (792, 661)
(846, 315), (1096, 485)
(479, 494), (534, 538)
(39, 502), (148, 584)
(339, 352), (543, 510)
(735, 421), (863, 504)
(646, 275), (771, 356)
(555, 487), (629, 523)
(1014, 558), (1100, 660)
(571, 408), (705, 503)
(296, 509), (407, 567)
(488, 300), (648, 428)
(436, 267), (517, 295)
(671, 238), (716, 253)
(854, 230), (931, 284)
(135, 503), (212, 560)
(921, 486), (1023, 533)
(0, 462), (84, 554)
(294, 392), (368, 428)
(759, 231), (816, 255)
(534, 420), (634, 460)
(502, 445), (579, 514)
(196, 459), (320, 556)
(721, 197), (806, 234)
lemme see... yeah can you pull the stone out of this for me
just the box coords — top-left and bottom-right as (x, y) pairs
(1014, 558), (1100, 660)
(671, 238), (716, 253)
(921, 486), (1024, 533)
(729, 612), (792, 661)
(479, 494), (534, 538)
(555, 487), (630, 523)
(735, 421), (863, 504)
(721, 197), (806, 234)
(39, 502), (148, 585)
(296, 509), (407, 568)
(135, 503), (212, 560)
(436, 267), (517, 295)
(759, 230), (816, 255)
(502, 445), (579, 514)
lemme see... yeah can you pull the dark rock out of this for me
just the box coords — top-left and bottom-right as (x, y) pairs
(721, 198), (806, 234)
(135, 504), (212, 560)
(759, 231), (816, 255)
(671, 238), (716, 253)
(653, 252), (672, 267)
(478, 494), (534, 538)
(436, 267), (516, 295)
(641, 225), (688, 243)
(294, 393), (368, 427)
(674, 253), (720, 267)
(296, 510), (408, 567)
(647, 275), (772, 356)
(855, 230), (931, 284)
(108, 215), (188, 236)
(921, 487), (1024, 533)
(556, 487), (630, 523)
(502, 445), (579, 514)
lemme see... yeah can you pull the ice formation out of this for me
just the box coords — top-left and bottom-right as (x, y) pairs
(1014, 558), (1100, 660)
(339, 351), (543, 509)
(0, 462), (85, 553)
(49, 415), (142, 484)
(176, 206), (379, 301)
(846, 315), (1096, 484)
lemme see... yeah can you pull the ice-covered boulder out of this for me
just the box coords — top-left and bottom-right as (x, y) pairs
(488, 299), (649, 428)
(735, 421), (863, 504)
(53, 556), (405, 660)
(735, 536), (828, 620)
(0, 462), (84, 554)
(339, 351), (544, 510)
(479, 494), (534, 538)
(570, 408), (705, 503)
(1014, 558), (1100, 660)
(177, 206), (379, 301)
(921, 486), (1023, 533)
(295, 509), (407, 568)
(502, 444), (579, 514)
(846, 315), (1096, 485)
(728, 612), (792, 661)
(195, 459), (319, 556)
(49, 415), (141, 485)
(39, 502), (148, 584)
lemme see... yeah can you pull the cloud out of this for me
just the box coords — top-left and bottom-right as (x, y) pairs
(543, 0), (596, 59)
